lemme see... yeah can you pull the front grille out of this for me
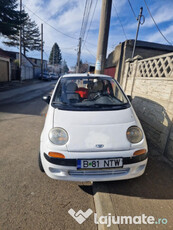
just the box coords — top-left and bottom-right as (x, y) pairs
(68, 168), (130, 176)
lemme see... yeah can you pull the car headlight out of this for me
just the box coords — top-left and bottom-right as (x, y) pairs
(49, 128), (68, 145)
(126, 126), (143, 143)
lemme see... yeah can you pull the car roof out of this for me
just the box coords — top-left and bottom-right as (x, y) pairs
(62, 73), (112, 79)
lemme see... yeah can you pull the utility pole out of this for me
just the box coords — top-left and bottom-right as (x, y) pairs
(131, 7), (144, 58)
(95, 0), (112, 74)
(19, 0), (22, 81)
(76, 37), (82, 73)
(41, 23), (43, 78)
(53, 45), (54, 73)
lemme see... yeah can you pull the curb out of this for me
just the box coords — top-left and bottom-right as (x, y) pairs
(93, 182), (119, 230)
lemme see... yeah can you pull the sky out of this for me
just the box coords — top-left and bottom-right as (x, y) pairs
(1, 0), (173, 68)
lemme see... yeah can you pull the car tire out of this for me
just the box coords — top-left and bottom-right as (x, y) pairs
(38, 152), (45, 172)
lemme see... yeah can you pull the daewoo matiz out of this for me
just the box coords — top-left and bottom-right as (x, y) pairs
(39, 74), (148, 181)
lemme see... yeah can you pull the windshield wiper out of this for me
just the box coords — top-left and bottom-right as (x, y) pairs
(93, 103), (128, 107)
(52, 101), (78, 107)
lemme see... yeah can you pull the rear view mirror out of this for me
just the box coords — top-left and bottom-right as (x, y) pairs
(127, 95), (132, 102)
(42, 95), (51, 104)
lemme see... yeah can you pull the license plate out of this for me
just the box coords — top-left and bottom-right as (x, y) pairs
(77, 158), (123, 170)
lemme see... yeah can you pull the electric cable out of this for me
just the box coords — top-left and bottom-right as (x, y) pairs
(113, 0), (128, 40)
(143, 0), (172, 45)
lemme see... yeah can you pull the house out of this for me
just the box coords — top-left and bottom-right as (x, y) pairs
(28, 57), (48, 78)
(0, 49), (11, 82)
(105, 40), (173, 85)
(0, 48), (35, 81)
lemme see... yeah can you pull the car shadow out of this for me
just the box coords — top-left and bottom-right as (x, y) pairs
(79, 156), (173, 199)
(79, 95), (173, 199)
(132, 96), (173, 161)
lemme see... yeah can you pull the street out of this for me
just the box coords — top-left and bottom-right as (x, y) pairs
(1, 0), (173, 229)
(0, 82), (96, 230)
(0, 82), (173, 230)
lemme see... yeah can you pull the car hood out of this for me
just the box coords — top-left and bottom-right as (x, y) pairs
(53, 108), (138, 152)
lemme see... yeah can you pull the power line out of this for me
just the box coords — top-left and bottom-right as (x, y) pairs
(84, 44), (96, 58)
(80, 0), (88, 38)
(43, 51), (49, 59)
(25, 3), (95, 47)
(45, 44), (76, 50)
(29, 5), (43, 18)
(143, 0), (172, 46)
(113, 0), (128, 40)
(127, 0), (137, 20)
(83, 0), (93, 39)
(80, 0), (93, 40)
(83, 0), (98, 47)
(77, 0), (93, 72)
(24, 5), (78, 40)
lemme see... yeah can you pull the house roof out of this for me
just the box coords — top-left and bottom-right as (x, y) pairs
(127, 40), (173, 52)
(0, 48), (15, 59)
(28, 57), (47, 62)
(0, 48), (37, 66)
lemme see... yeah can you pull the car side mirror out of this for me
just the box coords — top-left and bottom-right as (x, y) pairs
(42, 95), (51, 104)
(127, 95), (132, 102)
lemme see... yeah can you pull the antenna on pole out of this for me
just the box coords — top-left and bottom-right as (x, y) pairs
(131, 7), (145, 58)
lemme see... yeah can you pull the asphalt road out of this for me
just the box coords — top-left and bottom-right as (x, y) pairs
(0, 81), (173, 230)
(0, 82), (96, 230)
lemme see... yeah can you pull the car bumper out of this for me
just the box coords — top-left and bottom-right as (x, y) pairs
(41, 152), (148, 182)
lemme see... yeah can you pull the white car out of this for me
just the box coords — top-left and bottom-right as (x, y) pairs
(39, 73), (148, 182)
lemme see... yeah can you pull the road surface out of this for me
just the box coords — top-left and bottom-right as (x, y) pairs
(0, 82), (96, 230)
(0, 81), (172, 230)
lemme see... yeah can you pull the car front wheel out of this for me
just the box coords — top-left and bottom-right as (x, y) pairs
(38, 152), (45, 172)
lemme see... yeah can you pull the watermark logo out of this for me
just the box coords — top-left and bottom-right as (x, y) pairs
(68, 208), (168, 227)
(68, 208), (93, 224)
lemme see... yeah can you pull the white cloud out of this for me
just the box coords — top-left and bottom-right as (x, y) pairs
(143, 4), (173, 28)
(3, 0), (173, 67)
(145, 24), (173, 44)
(1, 0), (128, 67)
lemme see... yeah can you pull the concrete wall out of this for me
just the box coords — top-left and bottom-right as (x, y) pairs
(106, 40), (173, 85)
(106, 44), (121, 68)
(0, 57), (10, 82)
(123, 53), (173, 162)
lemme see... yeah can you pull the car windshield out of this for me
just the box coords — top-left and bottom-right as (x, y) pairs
(52, 76), (129, 111)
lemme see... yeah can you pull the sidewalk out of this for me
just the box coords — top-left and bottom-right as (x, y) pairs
(93, 146), (173, 230)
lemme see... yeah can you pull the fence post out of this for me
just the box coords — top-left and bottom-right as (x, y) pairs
(122, 59), (131, 92)
(130, 55), (142, 97)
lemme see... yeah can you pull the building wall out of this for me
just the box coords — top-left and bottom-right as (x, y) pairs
(16, 54), (33, 80)
(105, 43), (122, 81)
(122, 53), (173, 162)
(34, 66), (41, 78)
(104, 67), (116, 78)
(0, 57), (10, 82)
(29, 58), (47, 70)
(106, 40), (173, 86)
(106, 44), (121, 68)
